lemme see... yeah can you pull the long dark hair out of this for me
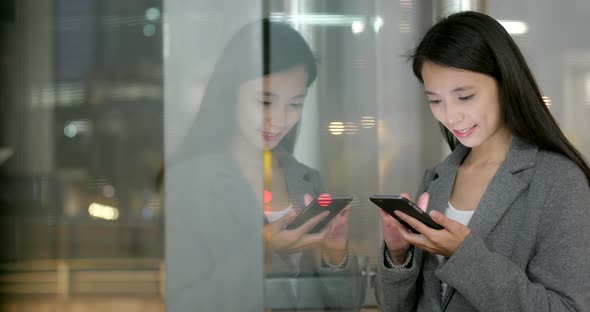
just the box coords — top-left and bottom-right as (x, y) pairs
(410, 11), (590, 183)
(178, 18), (317, 160)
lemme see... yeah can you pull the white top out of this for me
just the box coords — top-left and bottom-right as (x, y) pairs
(445, 201), (475, 226)
(264, 204), (295, 222)
(438, 202), (475, 298)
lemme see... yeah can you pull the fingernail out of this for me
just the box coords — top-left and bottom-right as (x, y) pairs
(430, 211), (440, 219)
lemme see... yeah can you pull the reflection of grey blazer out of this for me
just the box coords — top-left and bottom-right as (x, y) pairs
(375, 136), (590, 311)
(166, 148), (362, 311)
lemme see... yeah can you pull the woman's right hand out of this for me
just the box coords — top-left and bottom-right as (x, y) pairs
(263, 210), (330, 255)
(379, 192), (429, 265)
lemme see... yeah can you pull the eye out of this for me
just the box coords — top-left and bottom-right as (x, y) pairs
(290, 103), (304, 109)
(259, 100), (272, 106)
(428, 99), (441, 104)
(459, 94), (475, 101)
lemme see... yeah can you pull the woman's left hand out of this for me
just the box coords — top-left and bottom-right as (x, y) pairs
(394, 209), (471, 257)
(303, 194), (350, 264)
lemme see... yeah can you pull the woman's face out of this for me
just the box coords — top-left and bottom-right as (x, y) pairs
(421, 61), (509, 148)
(236, 65), (308, 150)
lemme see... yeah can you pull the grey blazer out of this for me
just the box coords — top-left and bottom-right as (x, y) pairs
(375, 136), (590, 312)
(166, 148), (362, 311)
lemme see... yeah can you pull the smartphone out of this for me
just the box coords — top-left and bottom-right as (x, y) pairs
(369, 195), (443, 233)
(285, 195), (353, 233)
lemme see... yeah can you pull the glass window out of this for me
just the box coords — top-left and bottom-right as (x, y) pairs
(2, 0), (589, 311)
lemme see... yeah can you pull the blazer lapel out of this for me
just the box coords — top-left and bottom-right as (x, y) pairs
(428, 144), (470, 215)
(428, 137), (537, 311)
(467, 137), (537, 239)
(423, 145), (470, 310)
(428, 137), (537, 239)
(274, 147), (317, 209)
(467, 168), (526, 238)
(427, 174), (453, 215)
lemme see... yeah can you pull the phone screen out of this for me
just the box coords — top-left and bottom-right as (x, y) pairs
(369, 195), (443, 233)
(285, 195), (352, 233)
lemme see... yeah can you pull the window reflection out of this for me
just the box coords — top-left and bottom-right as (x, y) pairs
(165, 18), (364, 311)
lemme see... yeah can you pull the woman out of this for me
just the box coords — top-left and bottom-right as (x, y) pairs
(375, 11), (590, 311)
(166, 19), (362, 311)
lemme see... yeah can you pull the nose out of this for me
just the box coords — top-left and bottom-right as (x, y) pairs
(444, 102), (465, 125)
(265, 104), (287, 128)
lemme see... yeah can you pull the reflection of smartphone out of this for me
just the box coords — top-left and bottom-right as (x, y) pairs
(285, 195), (353, 233)
(369, 195), (443, 233)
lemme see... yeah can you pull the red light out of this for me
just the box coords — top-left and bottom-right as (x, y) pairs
(317, 193), (332, 207)
(263, 189), (272, 204)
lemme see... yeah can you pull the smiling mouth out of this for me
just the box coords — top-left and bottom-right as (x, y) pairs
(263, 131), (280, 136)
(452, 125), (477, 138)
(262, 131), (282, 142)
(455, 126), (475, 133)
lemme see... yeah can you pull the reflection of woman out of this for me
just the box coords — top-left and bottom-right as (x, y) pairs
(166, 19), (361, 311)
(375, 12), (590, 311)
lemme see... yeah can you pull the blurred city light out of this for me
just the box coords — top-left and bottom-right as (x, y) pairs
(145, 7), (160, 21)
(361, 116), (376, 128)
(270, 13), (365, 27)
(318, 193), (332, 207)
(263, 189), (272, 204)
(352, 21), (365, 34)
(400, 0), (412, 8)
(64, 120), (91, 138)
(344, 122), (358, 134)
(498, 20), (528, 35)
(64, 124), (78, 138)
(399, 22), (411, 33)
(329, 121), (344, 135)
(0, 148), (12, 165)
(143, 24), (156, 37)
(542, 95), (552, 106)
(88, 202), (120, 220)
(373, 16), (384, 33)
(30, 83), (85, 108)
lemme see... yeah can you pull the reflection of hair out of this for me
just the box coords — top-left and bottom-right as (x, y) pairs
(411, 11), (590, 183)
(178, 18), (317, 160)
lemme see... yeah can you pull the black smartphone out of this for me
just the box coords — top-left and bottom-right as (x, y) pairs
(369, 195), (443, 233)
(285, 195), (353, 233)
